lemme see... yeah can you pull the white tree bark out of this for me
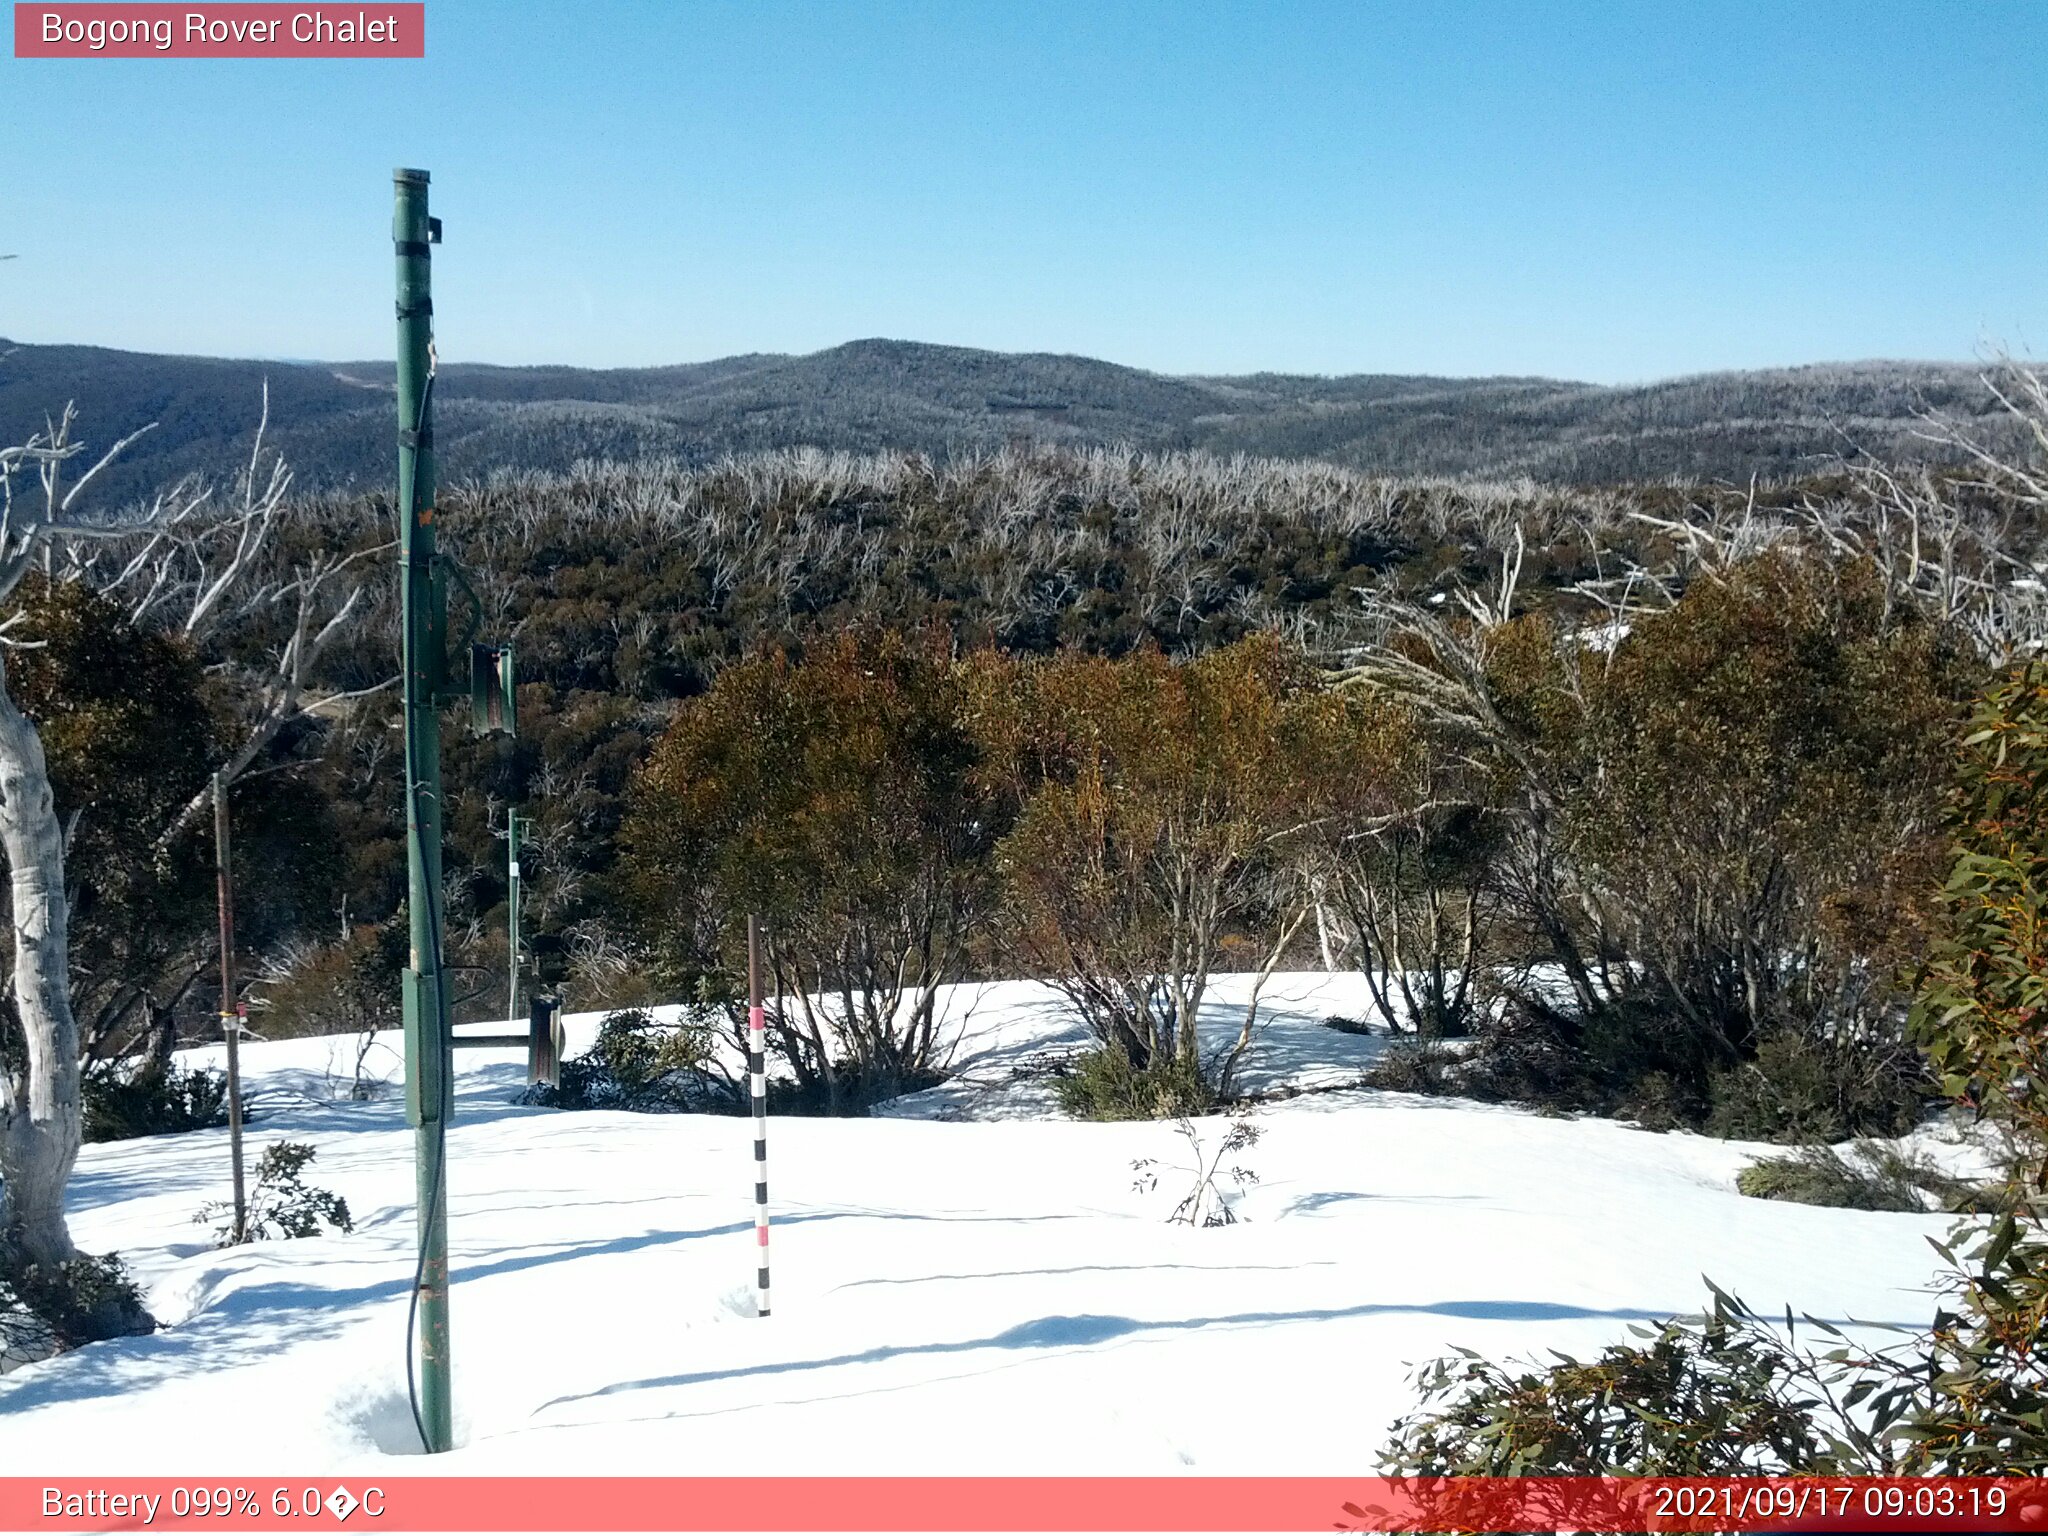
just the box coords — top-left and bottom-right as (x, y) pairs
(0, 652), (80, 1272)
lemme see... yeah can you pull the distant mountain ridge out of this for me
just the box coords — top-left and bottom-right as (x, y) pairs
(0, 336), (2015, 506)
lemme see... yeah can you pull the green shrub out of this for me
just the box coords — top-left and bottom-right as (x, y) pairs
(1355, 1011), (1613, 1115)
(1736, 1145), (1926, 1212)
(1432, 1008), (1614, 1114)
(1891, 661), (2048, 1470)
(1622, 1070), (1700, 1133)
(1368, 998), (1706, 1123)
(1901, 1206), (2048, 1471)
(0, 1277), (56, 1371)
(199, 1142), (354, 1244)
(1706, 1033), (1931, 1145)
(81, 1060), (229, 1143)
(1383, 1227), (2048, 1481)
(1910, 658), (2048, 1195)
(1381, 1283), (1877, 1476)
(588, 1007), (708, 1098)
(1371, 1001), (1931, 1145)
(1056, 1044), (1214, 1122)
(4, 1253), (154, 1353)
(524, 1007), (735, 1113)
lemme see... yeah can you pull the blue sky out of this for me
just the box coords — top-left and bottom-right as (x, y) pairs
(2, 0), (2043, 382)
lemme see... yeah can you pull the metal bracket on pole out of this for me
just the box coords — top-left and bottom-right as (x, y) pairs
(526, 994), (564, 1087)
(506, 810), (526, 1021)
(401, 967), (446, 1128)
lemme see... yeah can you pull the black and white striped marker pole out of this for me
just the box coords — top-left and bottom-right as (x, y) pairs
(747, 914), (771, 1318)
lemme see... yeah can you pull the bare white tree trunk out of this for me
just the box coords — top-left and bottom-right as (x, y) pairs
(0, 657), (79, 1273)
(0, 406), (242, 1282)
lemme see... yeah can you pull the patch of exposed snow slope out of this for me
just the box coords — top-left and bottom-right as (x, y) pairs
(0, 974), (1967, 1475)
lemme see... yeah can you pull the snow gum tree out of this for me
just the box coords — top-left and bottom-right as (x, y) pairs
(1567, 553), (1964, 1056)
(1350, 549), (1966, 1126)
(981, 634), (1406, 1104)
(622, 627), (999, 1111)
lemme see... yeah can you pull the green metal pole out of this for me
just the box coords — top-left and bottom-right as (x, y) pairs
(507, 811), (522, 1020)
(394, 166), (452, 1455)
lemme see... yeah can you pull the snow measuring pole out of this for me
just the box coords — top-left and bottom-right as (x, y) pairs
(748, 915), (772, 1317)
(394, 168), (518, 1454)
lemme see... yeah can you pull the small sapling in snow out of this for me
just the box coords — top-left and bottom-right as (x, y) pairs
(198, 1141), (354, 1244)
(1132, 1115), (1263, 1226)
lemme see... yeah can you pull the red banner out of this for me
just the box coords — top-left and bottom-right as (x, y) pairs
(3, 1477), (2047, 1532)
(13, 4), (423, 58)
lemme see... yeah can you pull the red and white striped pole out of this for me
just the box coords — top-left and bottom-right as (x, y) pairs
(746, 914), (771, 1318)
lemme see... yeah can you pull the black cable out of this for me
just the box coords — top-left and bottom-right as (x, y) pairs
(403, 1104), (443, 1454)
(400, 361), (444, 1457)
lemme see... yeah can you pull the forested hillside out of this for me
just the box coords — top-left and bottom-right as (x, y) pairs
(17, 427), (2021, 1069)
(9, 377), (2048, 1480)
(0, 337), (2021, 506)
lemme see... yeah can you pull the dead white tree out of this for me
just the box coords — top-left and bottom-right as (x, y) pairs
(59, 389), (393, 859)
(35, 395), (391, 1071)
(0, 397), (378, 1276)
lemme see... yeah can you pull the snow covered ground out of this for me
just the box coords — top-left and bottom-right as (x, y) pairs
(0, 974), (1970, 1475)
